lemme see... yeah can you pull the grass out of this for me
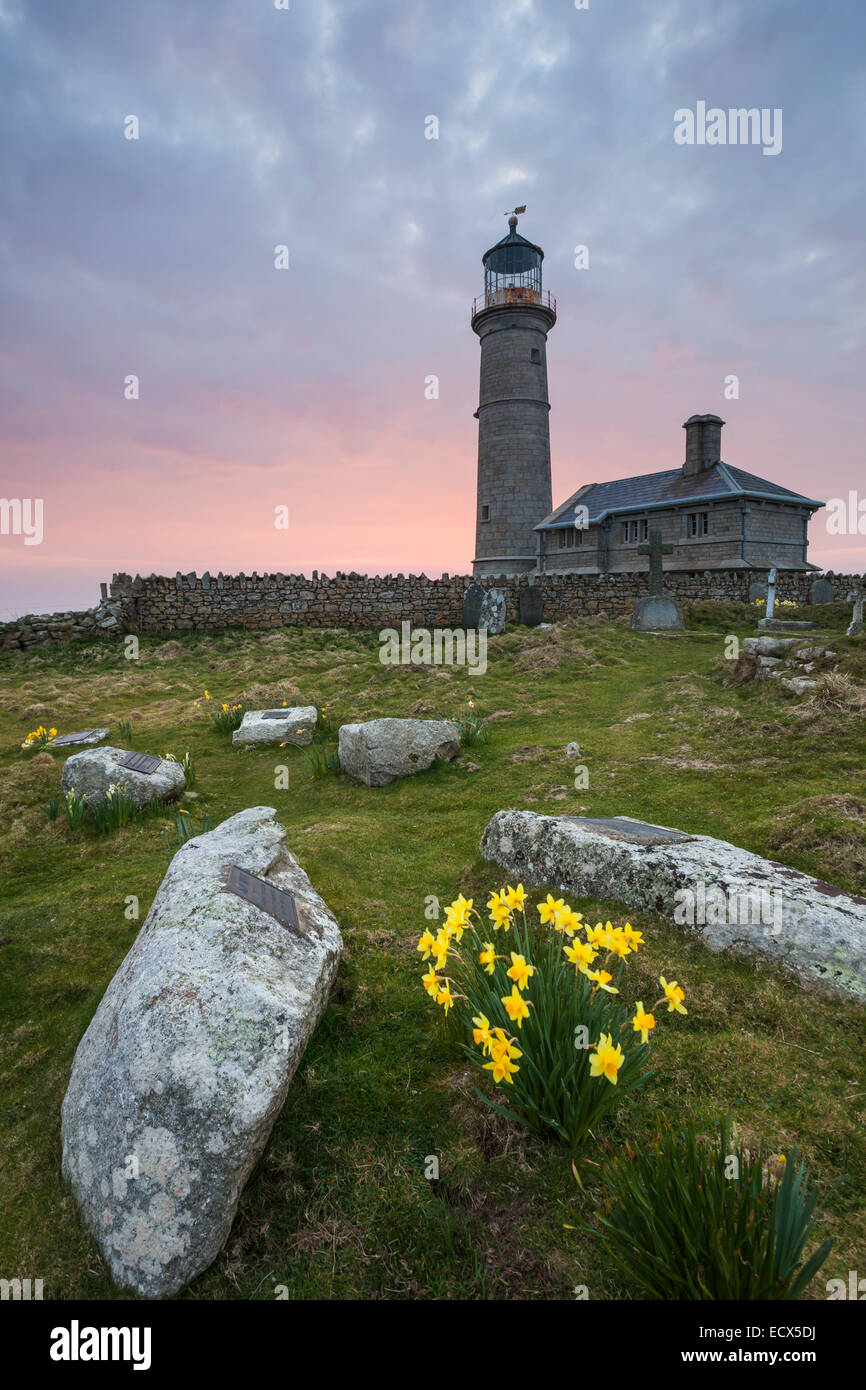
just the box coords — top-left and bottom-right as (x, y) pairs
(0, 607), (864, 1300)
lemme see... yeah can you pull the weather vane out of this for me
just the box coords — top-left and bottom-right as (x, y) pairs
(505, 205), (526, 219)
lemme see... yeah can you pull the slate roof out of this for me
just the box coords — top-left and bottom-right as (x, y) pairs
(536, 462), (824, 530)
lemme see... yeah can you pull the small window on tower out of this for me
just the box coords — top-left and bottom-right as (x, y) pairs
(530, 348), (541, 363)
(481, 505), (490, 522)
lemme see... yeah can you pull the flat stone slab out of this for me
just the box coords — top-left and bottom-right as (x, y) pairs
(60, 746), (185, 807)
(758, 618), (816, 632)
(61, 807), (343, 1298)
(232, 706), (317, 747)
(481, 810), (866, 1002)
(338, 717), (460, 787)
(48, 728), (110, 748)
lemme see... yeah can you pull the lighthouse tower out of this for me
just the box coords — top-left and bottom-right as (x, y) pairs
(471, 210), (556, 576)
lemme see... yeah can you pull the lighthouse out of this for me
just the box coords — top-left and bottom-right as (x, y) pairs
(471, 209), (557, 576)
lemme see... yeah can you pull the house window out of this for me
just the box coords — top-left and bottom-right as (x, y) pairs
(558, 527), (583, 549)
(622, 518), (649, 544)
(481, 505), (490, 521)
(687, 511), (709, 537)
(530, 347), (541, 363)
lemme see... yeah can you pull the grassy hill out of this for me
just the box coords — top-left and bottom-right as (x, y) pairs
(1, 606), (864, 1299)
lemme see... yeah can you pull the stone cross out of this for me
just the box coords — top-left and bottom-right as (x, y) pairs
(765, 567), (777, 621)
(847, 589), (863, 637)
(637, 529), (674, 597)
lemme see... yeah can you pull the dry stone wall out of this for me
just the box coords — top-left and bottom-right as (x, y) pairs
(0, 568), (861, 649)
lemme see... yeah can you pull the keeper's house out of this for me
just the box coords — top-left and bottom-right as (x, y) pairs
(535, 414), (824, 576)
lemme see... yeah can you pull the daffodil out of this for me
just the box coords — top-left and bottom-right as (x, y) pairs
(435, 981), (455, 1014)
(623, 923), (644, 950)
(537, 894), (565, 926)
(589, 1033), (625, 1085)
(416, 930), (435, 960)
(564, 939), (596, 969)
(487, 890), (512, 930)
(659, 975), (687, 1015)
(472, 1013), (494, 1054)
(555, 905), (583, 936)
(606, 928), (632, 959)
(479, 942), (498, 974)
(504, 883), (527, 912)
(632, 1002), (656, 1044)
(484, 1051), (520, 1084)
(430, 930), (450, 968)
(502, 985), (532, 1028)
(422, 969), (439, 998)
(507, 952), (535, 991)
(584, 968), (619, 995)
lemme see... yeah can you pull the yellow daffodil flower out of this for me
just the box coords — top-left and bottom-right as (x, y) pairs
(537, 894), (565, 926)
(564, 939), (596, 969)
(472, 1013), (494, 1053)
(479, 942), (498, 974)
(502, 985), (532, 1028)
(435, 982), (455, 1014)
(554, 905), (583, 936)
(417, 930), (435, 960)
(504, 883), (527, 912)
(632, 1002), (656, 1044)
(659, 975), (688, 1014)
(584, 968), (619, 995)
(422, 969), (439, 998)
(623, 923), (644, 950)
(589, 1033), (625, 1085)
(507, 952), (535, 992)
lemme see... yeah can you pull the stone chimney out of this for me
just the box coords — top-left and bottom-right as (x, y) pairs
(683, 414), (724, 476)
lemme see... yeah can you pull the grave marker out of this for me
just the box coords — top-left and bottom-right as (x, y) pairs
(223, 864), (311, 940)
(119, 751), (162, 775)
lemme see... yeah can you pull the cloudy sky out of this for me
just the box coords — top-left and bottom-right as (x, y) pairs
(1, 0), (864, 615)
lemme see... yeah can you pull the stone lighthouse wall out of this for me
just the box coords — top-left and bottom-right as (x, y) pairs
(472, 302), (556, 576)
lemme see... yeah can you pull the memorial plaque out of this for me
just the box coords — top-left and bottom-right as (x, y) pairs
(562, 816), (693, 847)
(119, 751), (163, 775)
(462, 583), (484, 629)
(261, 709), (290, 720)
(519, 588), (544, 627)
(223, 864), (310, 939)
(49, 729), (106, 747)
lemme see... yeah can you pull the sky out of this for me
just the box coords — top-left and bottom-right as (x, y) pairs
(1, 0), (865, 617)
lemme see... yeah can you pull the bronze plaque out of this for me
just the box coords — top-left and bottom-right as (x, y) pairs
(562, 816), (692, 846)
(261, 709), (290, 720)
(223, 864), (308, 938)
(50, 730), (103, 746)
(119, 751), (162, 775)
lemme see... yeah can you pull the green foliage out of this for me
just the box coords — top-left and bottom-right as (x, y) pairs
(583, 1118), (834, 1300)
(207, 698), (246, 735)
(159, 808), (212, 860)
(305, 740), (341, 779)
(432, 903), (659, 1150)
(117, 719), (133, 744)
(90, 782), (137, 833)
(43, 795), (63, 821)
(63, 788), (87, 829)
(448, 699), (489, 746)
(161, 749), (196, 787)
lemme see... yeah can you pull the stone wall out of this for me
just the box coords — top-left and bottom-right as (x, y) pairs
(0, 596), (128, 652)
(0, 568), (861, 651)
